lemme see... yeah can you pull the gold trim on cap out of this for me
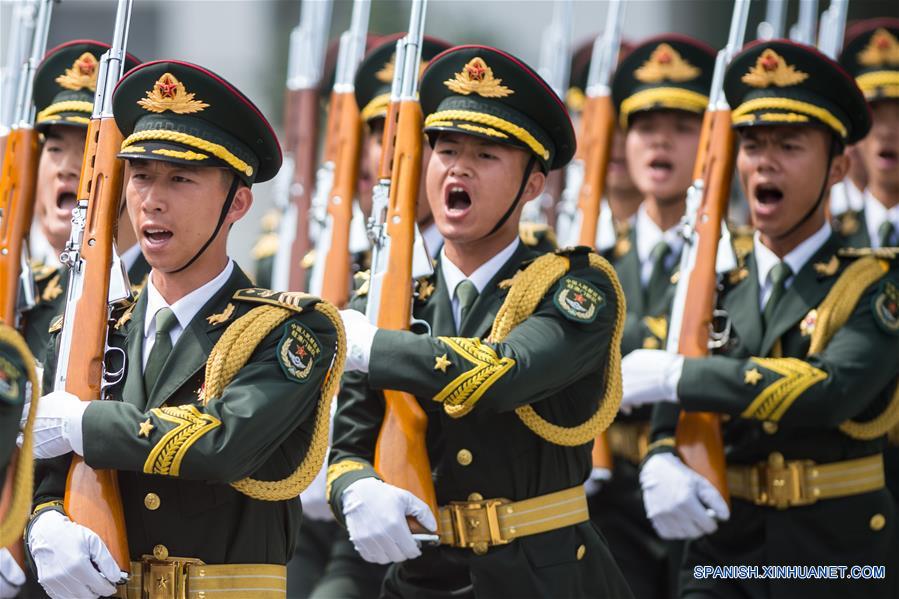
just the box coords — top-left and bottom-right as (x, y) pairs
(360, 93), (390, 122)
(151, 148), (209, 161)
(425, 109), (549, 160)
(855, 70), (899, 99)
(619, 87), (708, 127)
(731, 97), (847, 139)
(36, 100), (94, 123)
(121, 130), (253, 176)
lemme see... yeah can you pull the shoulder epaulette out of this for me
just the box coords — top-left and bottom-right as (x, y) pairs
(832, 210), (862, 237)
(519, 222), (557, 248)
(48, 314), (64, 334)
(260, 209), (282, 233)
(251, 232), (279, 260)
(232, 288), (319, 313)
(837, 247), (899, 260)
(31, 263), (57, 283)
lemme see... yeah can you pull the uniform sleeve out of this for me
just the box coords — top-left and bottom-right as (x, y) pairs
(81, 309), (338, 481)
(368, 262), (621, 418)
(676, 279), (899, 427)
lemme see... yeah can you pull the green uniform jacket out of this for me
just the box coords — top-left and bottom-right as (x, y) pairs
(652, 234), (899, 599)
(328, 244), (633, 599)
(32, 266), (338, 565)
(833, 209), (871, 248)
(0, 332), (29, 478)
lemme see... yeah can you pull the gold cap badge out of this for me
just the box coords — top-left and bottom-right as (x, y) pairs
(376, 54), (430, 84)
(444, 57), (513, 98)
(137, 73), (209, 114)
(634, 44), (700, 83)
(858, 28), (899, 67)
(742, 49), (809, 88)
(55, 52), (100, 92)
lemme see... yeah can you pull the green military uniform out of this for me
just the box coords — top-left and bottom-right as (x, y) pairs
(29, 60), (343, 598)
(21, 41), (144, 365)
(589, 36), (716, 599)
(838, 18), (899, 507)
(648, 41), (899, 599)
(328, 45), (633, 598)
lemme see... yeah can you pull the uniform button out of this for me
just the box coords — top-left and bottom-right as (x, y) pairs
(762, 422), (778, 435)
(144, 492), (161, 511)
(456, 449), (473, 466)
(576, 544), (586, 560)
(870, 513), (886, 531)
(153, 544), (169, 560)
(468, 492), (483, 502)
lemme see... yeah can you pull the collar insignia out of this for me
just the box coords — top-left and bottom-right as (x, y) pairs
(138, 73), (209, 114)
(56, 52), (100, 92)
(444, 57), (513, 98)
(742, 49), (809, 88)
(634, 44), (700, 83)
(813, 255), (839, 277)
(207, 303), (235, 325)
(858, 28), (899, 67)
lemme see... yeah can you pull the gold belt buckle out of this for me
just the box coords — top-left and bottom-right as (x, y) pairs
(757, 452), (815, 509)
(140, 555), (203, 599)
(447, 498), (510, 555)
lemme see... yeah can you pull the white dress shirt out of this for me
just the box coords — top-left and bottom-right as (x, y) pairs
(754, 222), (831, 309)
(440, 238), (520, 330)
(635, 204), (684, 288)
(863, 190), (899, 248)
(142, 259), (234, 369)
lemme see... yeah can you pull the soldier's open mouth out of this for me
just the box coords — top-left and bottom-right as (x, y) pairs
(445, 186), (472, 215)
(755, 184), (783, 204)
(56, 191), (76, 211)
(877, 148), (898, 169)
(144, 228), (173, 244)
(649, 159), (673, 172)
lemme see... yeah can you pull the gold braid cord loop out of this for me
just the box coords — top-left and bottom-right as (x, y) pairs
(0, 325), (39, 548)
(202, 299), (345, 500)
(807, 257), (899, 440)
(488, 252), (625, 446)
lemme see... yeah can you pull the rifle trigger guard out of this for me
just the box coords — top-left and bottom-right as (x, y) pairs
(101, 345), (127, 395)
(410, 315), (431, 336)
(708, 309), (731, 350)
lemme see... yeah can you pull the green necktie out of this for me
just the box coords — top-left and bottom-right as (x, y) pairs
(455, 279), (479, 330)
(144, 307), (178, 395)
(763, 262), (793, 327)
(646, 241), (672, 305)
(878, 221), (896, 247)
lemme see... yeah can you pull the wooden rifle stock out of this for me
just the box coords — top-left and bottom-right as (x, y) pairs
(574, 94), (616, 470)
(285, 88), (320, 292)
(320, 93), (362, 307)
(377, 100), (400, 180)
(63, 116), (130, 571)
(373, 98), (438, 524)
(0, 128), (40, 325)
(674, 108), (735, 503)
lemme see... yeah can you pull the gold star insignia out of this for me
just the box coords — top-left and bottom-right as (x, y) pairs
(744, 368), (763, 386)
(434, 354), (452, 373)
(138, 418), (155, 438)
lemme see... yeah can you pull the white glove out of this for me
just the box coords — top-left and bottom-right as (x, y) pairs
(342, 477), (436, 565)
(28, 510), (127, 599)
(0, 548), (25, 599)
(340, 309), (378, 373)
(639, 453), (730, 540)
(621, 349), (684, 410)
(19, 391), (88, 459)
(584, 467), (612, 497)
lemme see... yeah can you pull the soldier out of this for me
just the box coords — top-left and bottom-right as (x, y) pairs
(24, 40), (145, 363)
(622, 40), (899, 598)
(834, 19), (899, 249)
(587, 35), (714, 599)
(24, 60), (343, 599)
(327, 44), (632, 598)
(0, 325), (38, 598)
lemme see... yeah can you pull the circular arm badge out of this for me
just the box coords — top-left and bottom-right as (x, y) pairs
(278, 321), (322, 383)
(553, 276), (606, 324)
(873, 279), (899, 335)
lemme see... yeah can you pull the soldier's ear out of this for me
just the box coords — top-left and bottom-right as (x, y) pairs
(521, 166), (547, 205)
(827, 152), (851, 189)
(225, 185), (254, 224)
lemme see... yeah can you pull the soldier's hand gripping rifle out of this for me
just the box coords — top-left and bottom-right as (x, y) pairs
(666, 0), (751, 503)
(365, 0), (439, 530)
(271, 0), (333, 292)
(0, 0), (53, 327)
(53, 0), (134, 572)
(308, 0), (371, 305)
(521, 0), (573, 226)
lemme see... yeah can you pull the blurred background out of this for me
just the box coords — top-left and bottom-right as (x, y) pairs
(2, 0), (897, 268)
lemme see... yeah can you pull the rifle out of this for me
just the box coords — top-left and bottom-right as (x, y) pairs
(789, 0), (819, 46)
(54, 0), (134, 571)
(271, 0), (333, 292)
(522, 0), (573, 226)
(0, 0), (52, 328)
(0, 1), (39, 164)
(308, 0), (371, 306)
(817, 0), (849, 59)
(667, 0), (751, 502)
(365, 0), (438, 527)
